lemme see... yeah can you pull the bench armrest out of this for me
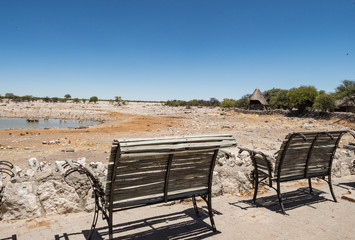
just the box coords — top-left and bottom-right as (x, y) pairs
(238, 147), (274, 176)
(61, 160), (106, 203)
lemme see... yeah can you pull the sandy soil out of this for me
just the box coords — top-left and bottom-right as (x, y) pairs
(0, 101), (353, 170)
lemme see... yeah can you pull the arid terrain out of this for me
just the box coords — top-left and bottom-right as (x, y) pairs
(1, 101), (355, 240)
(0, 101), (354, 170)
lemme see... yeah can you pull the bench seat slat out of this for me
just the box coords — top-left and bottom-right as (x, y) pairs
(119, 136), (235, 147)
(120, 140), (237, 154)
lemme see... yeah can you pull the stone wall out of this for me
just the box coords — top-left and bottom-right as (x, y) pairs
(232, 108), (355, 121)
(1, 150), (354, 220)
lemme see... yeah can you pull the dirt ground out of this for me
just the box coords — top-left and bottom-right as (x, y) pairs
(0, 101), (354, 170)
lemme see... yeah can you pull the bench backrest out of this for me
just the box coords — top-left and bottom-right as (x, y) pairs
(105, 134), (237, 209)
(274, 130), (348, 182)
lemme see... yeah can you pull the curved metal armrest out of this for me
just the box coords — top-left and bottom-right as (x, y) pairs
(0, 161), (15, 178)
(62, 160), (106, 202)
(348, 130), (355, 139)
(238, 147), (274, 174)
(217, 149), (234, 159)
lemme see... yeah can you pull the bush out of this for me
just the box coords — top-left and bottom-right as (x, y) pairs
(335, 80), (355, 104)
(313, 93), (336, 112)
(265, 88), (289, 109)
(89, 96), (99, 103)
(235, 95), (250, 109)
(165, 98), (221, 107)
(287, 86), (318, 113)
(221, 98), (237, 108)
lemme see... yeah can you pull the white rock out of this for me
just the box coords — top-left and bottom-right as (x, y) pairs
(37, 180), (81, 215)
(28, 158), (39, 170)
(77, 157), (86, 166)
(1, 181), (42, 220)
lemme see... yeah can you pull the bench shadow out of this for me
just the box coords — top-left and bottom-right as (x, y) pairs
(55, 208), (221, 240)
(229, 187), (331, 213)
(336, 181), (355, 190)
(1, 235), (17, 240)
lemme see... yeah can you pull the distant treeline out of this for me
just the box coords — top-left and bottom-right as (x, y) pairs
(0, 93), (100, 103)
(2, 79), (354, 113)
(165, 80), (355, 113)
(166, 98), (221, 107)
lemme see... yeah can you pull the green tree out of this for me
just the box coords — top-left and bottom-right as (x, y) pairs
(287, 86), (318, 113)
(188, 99), (199, 106)
(64, 94), (71, 100)
(22, 95), (33, 102)
(264, 88), (289, 109)
(89, 96), (99, 103)
(313, 93), (336, 112)
(335, 80), (355, 105)
(73, 98), (80, 103)
(235, 94), (250, 108)
(209, 98), (220, 107)
(221, 98), (237, 108)
(43, 96), (50, 102)
(5, 93), (15, 99)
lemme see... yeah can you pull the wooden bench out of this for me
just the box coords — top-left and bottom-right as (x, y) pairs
(239, 130), (353, 214)
(63, 134), (237, 239)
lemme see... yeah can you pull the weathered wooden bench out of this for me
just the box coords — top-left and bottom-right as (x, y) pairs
(239, 130), (353, 214)
(63, 134), (237, 239)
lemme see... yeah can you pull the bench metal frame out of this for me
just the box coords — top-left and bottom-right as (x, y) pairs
(63, 134), (236, 239)
(239, 130), (353, 214)
(0, 161), (15, 208)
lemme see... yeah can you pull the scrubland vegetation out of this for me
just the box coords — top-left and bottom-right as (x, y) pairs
(1, 80), (354, 114)
(165, 80), (355, 113)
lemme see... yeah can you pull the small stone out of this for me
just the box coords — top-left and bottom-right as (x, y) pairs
(28, 158), (39, 170)
(64, 148), (76, 152)
(77, 157), (86, 166)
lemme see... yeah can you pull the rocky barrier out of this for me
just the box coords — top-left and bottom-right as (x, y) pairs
(233, 108), (355, 121)
(1, 150), (354, 221)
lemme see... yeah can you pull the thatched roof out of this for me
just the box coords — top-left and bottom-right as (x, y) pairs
(336, 98), (355, 107)
(249, 88), (268, 105)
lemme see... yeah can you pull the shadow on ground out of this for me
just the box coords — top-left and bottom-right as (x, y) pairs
(1, 235), (17, 240)
(337, 181), (355, 190)
(55, 208), (220, 240)
(229, 187), (332, 214)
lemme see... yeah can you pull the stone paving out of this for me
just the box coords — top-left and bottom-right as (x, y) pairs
(1, 175), (355, 240)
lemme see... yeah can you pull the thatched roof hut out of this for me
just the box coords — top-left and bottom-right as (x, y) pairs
(249, 88), (268, 110)
(335, 99), (355, 113)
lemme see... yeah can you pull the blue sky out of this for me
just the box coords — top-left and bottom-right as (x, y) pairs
(0, 0), (354, 101)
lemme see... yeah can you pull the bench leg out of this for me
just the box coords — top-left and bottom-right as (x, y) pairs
(308, 178), (313, 193)
(192, 196), (199, 217)
(87, 200), (99, 240)
(108, 210), (113, 240)
(207, 194), (216, 232)
(277, 181), (286, 214)
(327, 174), (337, 202)
(253, 171), (259, 203)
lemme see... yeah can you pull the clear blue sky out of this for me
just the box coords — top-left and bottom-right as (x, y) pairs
(0, 0), (354, 101)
